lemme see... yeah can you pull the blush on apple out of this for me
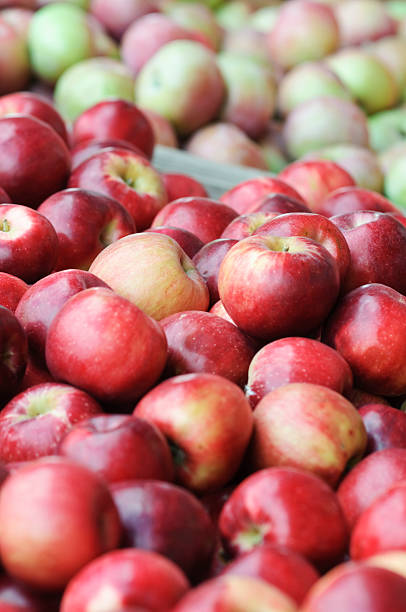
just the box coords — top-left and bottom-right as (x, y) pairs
(359, 403), (406, 454)
(0, 305), (27, 406)
(145, 226), (204, 259)
(0, 272), (28, 312)
(192, 238), (238, 305)
(219, 177), (307, 216)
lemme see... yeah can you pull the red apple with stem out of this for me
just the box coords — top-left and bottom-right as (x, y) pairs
(0, 272), (27, 312)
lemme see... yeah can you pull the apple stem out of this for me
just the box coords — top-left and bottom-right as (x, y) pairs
(168, 439), (186, 467)
(1, 219), (10, 232)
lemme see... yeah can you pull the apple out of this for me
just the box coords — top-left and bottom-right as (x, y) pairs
(145, 226), (204, 259)
(0, 90), (68, 144)
(0, 272), (27, 312)
(346, 387), (391, 409)
(245, 337), (353, 409)
(221, 26), (271, 67)
(162, 173), (208, 202)
(0, 457), (122, 590)
(210, 299), (239, 325)
(71, 99), (155, 159)
(219, 467), (348, 568)
(283, 96), (370, 159)
(0, 186), (10, 203)
(151, 196), (238, 245)
(111, 479), (216, 579)
(250, 382), (366, 487)
(278, 160), (355, 214)
(0, 305), (27, 405)
(37, 188), (136, 271)
(335, 0), (398, 47)
(253, 211), (351, 284)
(365, 550), (406, 579)
(60, 548), (189, 612)
(368, 107), (406, 153)
(326, 49), (399, 114)
(59, 413), (174, 484)
(383, 154), (406, 210)
(317, 185), (403, 217)
(45, 287), (168, 405)
(301, 562), (406, 611)
(218, 234), (340, 341)
(379, 141), (406, 175)
(0, 573), (57, 612)
(337, 448), (406, 529)
(54, 57), (135, 123)
(359, 403), (406, 454)
(192, 238), (238, 305)
(267, 0), (339, 69)
(141, 108), (178, 148)
(20, 354), (55, 393)
(162, 1), (223, 51)
(186, 122), (268, 170)
(219, 177), (307, 215)
(89, 0), (159, 40)
(15, 268), (110, 368)
(1, 8), (33, 40)
(0, 115), (70, 207)
(330, 210), (406, 294)
(89, 232), (209, 320)
(0, 382), (102, 462)
(220, 211), (281, 240)
(161, 310), (257, 386)
(70, 139), (148, 172)
(277, 62), (351, 117)
(0, 204), (58, 283)
(367, 36), (406, 94)
(324, 283), (406, 396)
(134, 372), (253, 493)
(215, 1), (254, 31)
(69, 148), (167, 231)
(246, 193), (310, 214)
(0, 14), (30, 95)
(135, 40), (225, 137)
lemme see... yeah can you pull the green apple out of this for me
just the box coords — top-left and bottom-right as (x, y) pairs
(54, 57), (135, 123)
(249, 6), (280, 31)
(384, 154), (406, 210)
(215, 1), (253, 30)
(163, 2), (223, 50)
(379, 0), (406, 20)
(368, 107), (406, 152)
(367, 37), (406, 97)
(37, 0), (90, 8)
(379, 141), (406, 174)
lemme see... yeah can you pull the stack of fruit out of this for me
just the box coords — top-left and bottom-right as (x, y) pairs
(0, 0), (405, 611)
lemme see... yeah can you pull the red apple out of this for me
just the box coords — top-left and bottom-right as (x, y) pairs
(70, 138), (147, 171)
(318, 185), (403, 217)
(88, 232), (209, 320)
(111, 479), (215, 579)
(246, 193), (310, 215)
(45, 287), (168, 405)
(141, 108), (178, 148)
(0, 16), (30, 95)
(0, 272), (27, 312)
(0, 382), (102, 463)
(69, 148), (167, 231)
(219, 177), (307, 216)
(0, 305), (27, 405)
(346, 387), (391, 409)
(71, 99), (155, 159)
(37, 188), (136, 271)
(60, 548), (189, 612)
(0, 457), (122, 590)
(250, 382), (366, 487)
(220, 211), (281, 241)
(330, 210), (406, 294)
(89, 0), (159, 40)
(219, 467), (348, 568)
(59, 414), (174, 484)
(192, 238), (238, 305)
(15, 269), (110, 367)
(218, 234), (340, 341)
(160, 310), (257, 386)
(151, 196), (238, 245)
(145, 226), (204, 259)
(19, 354), (54, 392)
(0, 204), (58, 283)
(0, 115), (70, 207)
(337, 448), (406, 529)
(324, 283), (406, 396)
(245, 337), (353, 409)
(0, 573), (56, 612)
(162, 173), (208, 202)
(134, 373), (253, 493)
(335, 0), (398, 47)
(0, 186), (10, 203)
(359, 403), (406, 454)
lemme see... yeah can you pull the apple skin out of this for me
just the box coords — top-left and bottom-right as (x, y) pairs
(89, 0), (159, 40)
(335, 0), (398, 47)
(346, 387), (390, 409)
(219, 467), (348, 569)
(221, 544), (319, 605)
(15, 269), (110, 367)
(218, 234), (340, 341)
(0, 382), (102, 463)
(70, 138), (147, 171)
(69, 147), (167, 231)
(60, 548), (189, 612)
(359, 403), (406, 454)
(0, 115), (71, 207)
(0, 15), (30, 95)
(301, 562), (406, 612)
(89, 232), (209, 321)
(250, 382), (366, 484)
(141, 108), (178, 148)
(193, 238), (238, 305)
(37, 188), (136, 271)
(318, 185), (403, 217)
(245, 337), (353, 409)
(162, 173), (208, 202)
(110, 479), (216, 580)
(254, 211), (351, 284)
(278, 160), (355, 215)
(0, 186), (10, 203)
(0, 573), (57, 612)
(134, 373), (254, 493)
(0, 272), (27, 312)
(220, 211), (281, 241)
(173, 575), (298, 612)
(0, 91), (68, 144)
(0, 457), (122, 591)
(72, 99), (155, 159)
(219, 177), (307, 216)
(246, 193), (310, 215)
(324, 283), (406, 396)
(45, 287), (168, 405)
(162, 2), (222, 52)
(59, 414), (174, 485)
(330, 211), (406, 294)
(151, 197), (238, 245)
(337, 448), (406, 530)
(350, 481), (406, 560)
(160, 310), (257, 387)
(0, 305), (27, 405)
(145, 226), (204, 259)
